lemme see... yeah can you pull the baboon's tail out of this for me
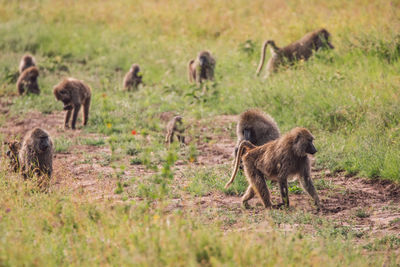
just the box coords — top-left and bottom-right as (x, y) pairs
(188, 59), (195, 83)
(256, 41), (269, 76)
(225, 140), (255, 189)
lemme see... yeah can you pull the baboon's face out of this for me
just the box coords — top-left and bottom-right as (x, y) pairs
(55, 88), (72, 108)
(317, 29), (334, 49)
(293, 130), (317, 157)
(199, 55), (207, 66)
(36, 134), (51, 153)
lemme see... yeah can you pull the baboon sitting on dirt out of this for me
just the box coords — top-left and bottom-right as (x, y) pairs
(225, 127), (321, 211)
(19, 128), (54, 179)
(19, 54), (36, 74)
(123, 64), (143, 91)
(256, 28), (334, 77)
(188, 50), (216, 85)
(53, 78), (92, 130)
(165, 116), (185, 145)
(16, 66), (40, 95)
(235, 109), (280, 157)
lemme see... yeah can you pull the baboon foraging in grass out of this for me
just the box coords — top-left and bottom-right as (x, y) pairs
(16, 66), (40, 95)
(256, 28), (334, 77)
(19, 54), (36, 74)
(4, 140), (21, 172)
(53, 78), (92, 130)
(235, 109), (280, 157)
(123, 64), (143, 91)
(188, 50), (216, 84)
(225, 127), (321, 211)
(19, 128), (53, 179)
(165, 116), (185, 145)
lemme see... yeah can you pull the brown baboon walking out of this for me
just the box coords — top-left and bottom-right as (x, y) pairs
(53, 78), (92, 130)
(4, 140), (21, 172)
(16, 66), (40, 95)
(188, 50), (216, 84)
(123, 64), (143, 91)
(165, 116), (185, 145)
(225, 127), (321, 210)
(256, 28), (334, 77)
(235, 109), (280, 157)
(19, 128), (53, 179)
(19, 54), (36, 74)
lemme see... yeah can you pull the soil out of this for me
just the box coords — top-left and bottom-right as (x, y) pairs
(1, 109), (400, 238)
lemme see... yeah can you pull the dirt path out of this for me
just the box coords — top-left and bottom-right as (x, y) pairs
(1, 110), (400, 237)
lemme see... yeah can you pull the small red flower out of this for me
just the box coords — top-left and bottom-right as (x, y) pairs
(131, 130), (137, 135)
(102, 93), (107, 98)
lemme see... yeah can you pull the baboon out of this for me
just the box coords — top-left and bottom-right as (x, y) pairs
(19, 128), (53, 179)
(188, 50), (216, 84)
(256, 28), (334, 77)
(4, 140), (21, 172)
(225, 127), (321, 210)
(165, 116), (185, 145)
(16, 66), (40, 95)
(53, 78), (92, 130)
(19, 54), (36, 74)
(123, 64), (143, 91)
(235, 109), (280, 157)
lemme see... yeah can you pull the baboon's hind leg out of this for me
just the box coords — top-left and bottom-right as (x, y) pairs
(241, 185), (255, 209)
(243, 161), (272, 208)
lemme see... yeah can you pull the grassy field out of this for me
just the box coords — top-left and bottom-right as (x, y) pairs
(0, 0), (400, 265)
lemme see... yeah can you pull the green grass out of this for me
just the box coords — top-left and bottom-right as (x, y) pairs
(1, 0), (400, 265)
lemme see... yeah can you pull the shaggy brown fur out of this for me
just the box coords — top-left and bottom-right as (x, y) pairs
(123, 64), (143, 91)
(256, 28), (334, 77)
(53, 78), (92, 129)
(226, 127), (321, 210)
(19, 128), (53, 179)
(19, 54), (36, 74)
(4, 140), (21, 172)
(16, 66), (40, 95)
(165, 116), (185, 145)
(188, 50), (216, 84)
(235, 109), (280, 156)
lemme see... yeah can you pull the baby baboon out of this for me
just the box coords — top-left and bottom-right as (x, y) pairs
(53, 78), (92, 130)
(123, 64), (143, 91)
(16, 66), (40, 95)
(256, 28), (334, 77)
(235, 109), (280, 157)
(165, 116), (185, 145)
(188, 50), (216, 84)
(19, 54), (36, 74)
(19, 128), (53, 179)
(225, 127), (321, 210)
(4, 140), (21, 172)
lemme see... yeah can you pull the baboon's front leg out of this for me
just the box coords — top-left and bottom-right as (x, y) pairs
(71, 104), (81, 130)
(65, 110), (72, 128)
(278, 178), (289, 207)
(83, 98), (90, 126)
(299, 164), (321, 210)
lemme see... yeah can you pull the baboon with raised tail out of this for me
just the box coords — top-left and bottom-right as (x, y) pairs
(256, 28), (334, 77)
(53, 78), (92, 130)
(226, 127), (321, 211)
